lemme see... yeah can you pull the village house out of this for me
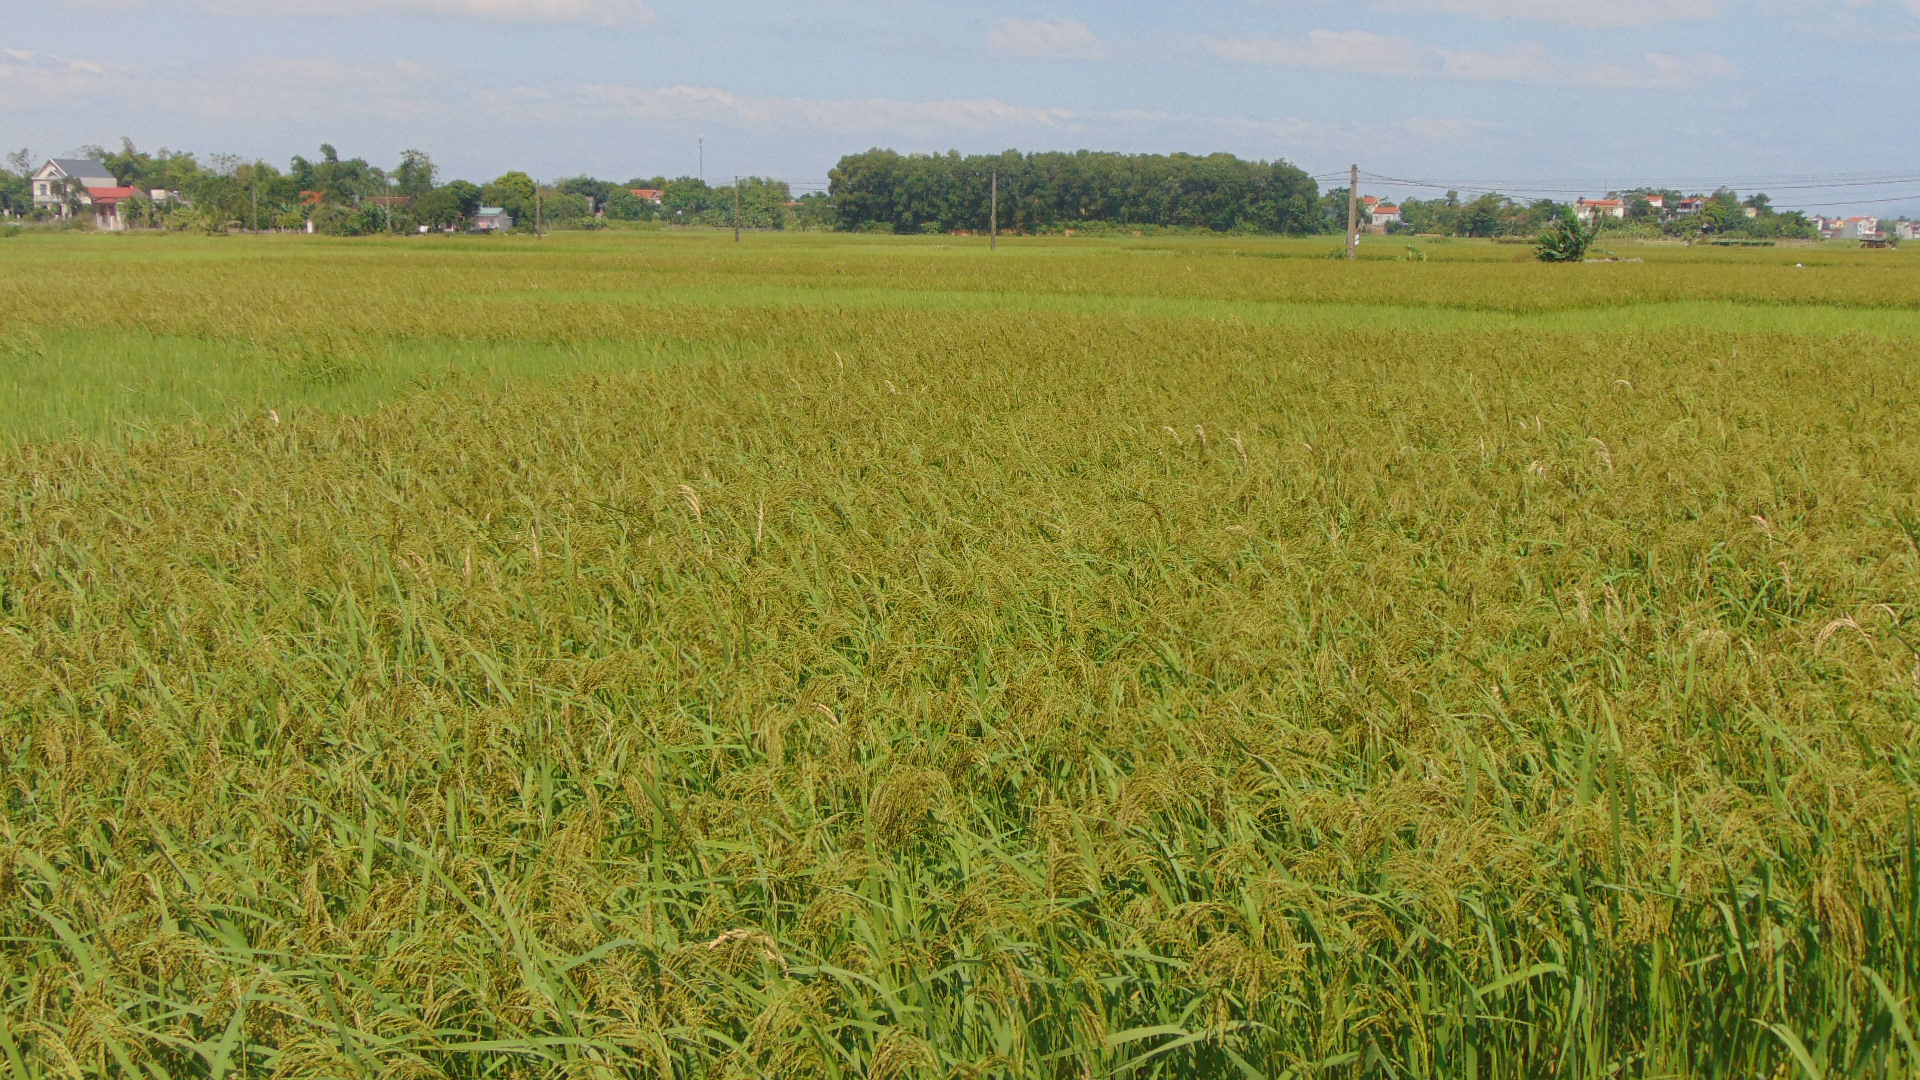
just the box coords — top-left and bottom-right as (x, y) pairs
(1896, 221), (1918, 241)
(1837, 216), (1880, 240)
(1574, 197), (1626, 223)
(474, 206), (513, 232)
(630, 188), (664, 204)
(30, 157), (131, 227)
(1369, 203), (1401, 229)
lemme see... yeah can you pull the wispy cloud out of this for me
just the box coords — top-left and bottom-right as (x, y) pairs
(0, 48), (129, 106)
(485, 80), (1505, 163)
(1204, 30), (1737, 89)
(1371, 0), (1723, 28)
(498, 83), (1081, 136)
(986, 17), (1110, 60)
(63, 0), (655, 26)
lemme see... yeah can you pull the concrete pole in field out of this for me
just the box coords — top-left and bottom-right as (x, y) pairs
(1346, 163), (1360, 261)
(990, 170), (998, 251)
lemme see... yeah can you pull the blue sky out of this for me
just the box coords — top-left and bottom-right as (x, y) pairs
(5, 0), (1918, 214)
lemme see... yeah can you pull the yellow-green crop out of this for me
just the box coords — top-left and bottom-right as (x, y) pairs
(2, 230), (1917, 1078)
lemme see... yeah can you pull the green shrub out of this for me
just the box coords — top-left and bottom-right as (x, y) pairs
(1535, 207), (1598, 262)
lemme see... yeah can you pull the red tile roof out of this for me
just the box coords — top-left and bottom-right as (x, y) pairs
(86, 187), (139, 202)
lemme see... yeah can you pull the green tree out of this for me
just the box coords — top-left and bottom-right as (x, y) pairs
(414, 186), (471, 229)
(0, 150), (29, 217)
(393, 149), (437, 197)
(557, 175), (613, 213)
(828, 148), (1319, 235)
(604, 188), (650, 221)
(1457, 193), (1512, 238)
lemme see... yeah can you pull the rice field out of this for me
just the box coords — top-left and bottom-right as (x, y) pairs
(2, 229), (1918, 1078)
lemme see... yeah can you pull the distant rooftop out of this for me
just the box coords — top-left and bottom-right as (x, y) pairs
(50, 158), (113, 179)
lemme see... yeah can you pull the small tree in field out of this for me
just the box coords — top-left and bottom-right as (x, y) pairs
(1535, 207), (1597, 262)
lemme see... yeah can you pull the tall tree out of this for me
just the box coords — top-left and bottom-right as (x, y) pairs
(393, 149), (438, 197)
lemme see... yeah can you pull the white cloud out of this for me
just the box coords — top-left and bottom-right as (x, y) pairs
(506, 83), (1081, 135)
(486, 79), (1505, 164)
(1373, 0), (1723, 27)
(986, 17), (1110, 60)
(68, 0), (654, 25)
(1205, 30), (1433, 76)
(0, 49), (128, 106)
(1204, 31), (1737, 89)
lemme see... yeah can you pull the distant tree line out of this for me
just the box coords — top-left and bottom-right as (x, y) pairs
(0, 139), (810, 235)
(1385, 187), (1818, 241)
(0, 138), (1834, 243)
(828, 149), (1327, 235)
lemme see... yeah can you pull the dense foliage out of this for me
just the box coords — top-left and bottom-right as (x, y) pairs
(1392, 186), (1822, 241)
(829, 148), (1324, 234)
(1535, 206), (1599, 262)
(1, 233), (1919, 1078)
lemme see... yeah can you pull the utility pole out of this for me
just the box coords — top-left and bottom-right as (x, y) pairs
(698, 136), (704, 184)
(251, 176), (258, 234)
(1345, 163), (1360, 262)
(733, 176), (742, 242)
(535, 183), (543, 240)
(990, 170), (998, 251)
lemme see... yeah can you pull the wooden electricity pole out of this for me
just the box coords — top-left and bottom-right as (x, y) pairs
(535, 184), (543, 240)
(990, 170), (998, 251)
(1346, 164), (1360, 261)
(733, 177), (742, 242)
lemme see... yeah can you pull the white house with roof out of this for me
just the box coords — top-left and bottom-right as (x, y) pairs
(473, 206), (513, 232)
(1369, 203), (1401, 228)
(30, 157), (144, 229)
(1575, 198), (1626, 223)
(1896, 221), (1918, 241)
(32, 157), (117, 216)
(1838, 216), (1880, 239)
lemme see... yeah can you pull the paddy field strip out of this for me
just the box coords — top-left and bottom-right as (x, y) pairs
(1, 230), (1918, 1078)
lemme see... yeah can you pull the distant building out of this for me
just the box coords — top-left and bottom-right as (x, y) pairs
(1895, 221), (1918, 241)
(84, 187), (139, 231)
(1575, 198), (1626, 222)
(1838, 216), (1880, 240)
(474, 206), (513, 232)
(1673, 195), (1710, 216)
(1370, 203), (1401, 228)
(630, 188), (664, 204)
(31, 158), (117, 216)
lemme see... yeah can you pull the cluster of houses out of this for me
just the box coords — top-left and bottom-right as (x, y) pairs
(1568, 193), (1731, 223)
(1566, 192), (1912, 240)
(25, 155), (521, 232)
(1808, 215), (1918, 241)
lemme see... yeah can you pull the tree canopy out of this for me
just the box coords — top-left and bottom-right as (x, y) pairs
(828, 149), (1323, 235)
